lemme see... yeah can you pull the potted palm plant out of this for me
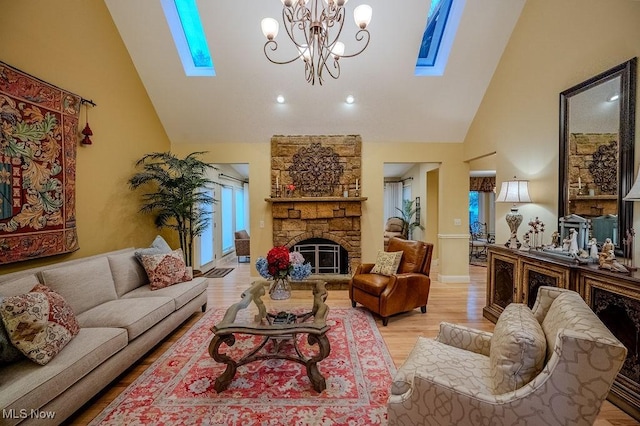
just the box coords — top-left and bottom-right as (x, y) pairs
(129, 151), (216, 267)
(396, 199), (425, 240)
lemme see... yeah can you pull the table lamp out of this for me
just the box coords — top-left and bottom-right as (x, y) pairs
(496, 176), (532, 249)
(622, 166), (640, 268)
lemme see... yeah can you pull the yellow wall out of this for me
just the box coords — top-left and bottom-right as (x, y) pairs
(174, 142), (471, 281)
(1, 1), (171, 274)
(464, 0), (640, 246)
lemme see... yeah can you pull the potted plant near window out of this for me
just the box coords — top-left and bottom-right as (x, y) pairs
(396, 199), (424, 240)
(129, 151), (216, 268)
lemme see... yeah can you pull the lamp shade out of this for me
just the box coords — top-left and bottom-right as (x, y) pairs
(261, 18), (279, 40)
(495, 178), (532, 204)
(354, 4), (372, 29)
(624, 166), (640, 201)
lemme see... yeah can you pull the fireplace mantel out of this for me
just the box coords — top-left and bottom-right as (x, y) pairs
(265, 197), (367, 203)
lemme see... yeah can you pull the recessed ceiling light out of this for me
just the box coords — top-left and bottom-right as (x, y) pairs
(607, 94), (619, 102)
(276, 95), (285, 104)
(346, 95), (355, 104)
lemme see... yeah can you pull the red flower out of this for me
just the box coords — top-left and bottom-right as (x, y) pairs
(266, 246), (291, 277)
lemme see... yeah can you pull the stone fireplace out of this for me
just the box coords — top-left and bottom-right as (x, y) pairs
(267, 135), (365, 276)
(268, 197), (364, 274)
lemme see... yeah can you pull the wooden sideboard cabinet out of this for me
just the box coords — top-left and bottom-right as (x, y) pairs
(484, 245), (640, 420)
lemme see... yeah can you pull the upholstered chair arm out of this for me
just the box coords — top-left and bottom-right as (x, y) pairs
(436, 322), (492, 356)
(353, 263), (375, 275)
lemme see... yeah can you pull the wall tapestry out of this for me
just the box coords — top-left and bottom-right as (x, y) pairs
(0, 61), (80, 264)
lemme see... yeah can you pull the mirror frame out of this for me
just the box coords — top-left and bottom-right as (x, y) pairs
(559, 57), (637, 251)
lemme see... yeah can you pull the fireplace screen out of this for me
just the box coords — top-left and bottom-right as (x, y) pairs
(293, 238), (349, 274)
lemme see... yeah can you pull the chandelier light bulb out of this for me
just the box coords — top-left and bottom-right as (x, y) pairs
(353, 4), (372, 29)
(331, 41), (345, 58)
(262, 0), (372, 84)
(261, 18), (279, 40)
(298, 45), (312, 62)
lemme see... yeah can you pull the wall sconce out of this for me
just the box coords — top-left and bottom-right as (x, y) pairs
(495, 176), (532, 249)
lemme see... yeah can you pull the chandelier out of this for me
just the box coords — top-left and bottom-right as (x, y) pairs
(261, 0), (372, 85)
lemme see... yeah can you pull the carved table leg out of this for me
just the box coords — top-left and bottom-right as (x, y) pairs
(208, 333), (237, 392)
(306, 333), (331, 392)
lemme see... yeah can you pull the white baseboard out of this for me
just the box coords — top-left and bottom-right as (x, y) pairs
(437, 274), (471, 283)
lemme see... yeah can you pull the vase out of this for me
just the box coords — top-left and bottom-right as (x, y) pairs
(269, 277), (291, 300)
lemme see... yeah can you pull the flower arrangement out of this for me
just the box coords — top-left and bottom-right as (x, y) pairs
(255, 246), (312, 281)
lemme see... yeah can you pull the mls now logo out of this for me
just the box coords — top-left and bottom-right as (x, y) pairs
(2, 409), (56, 420)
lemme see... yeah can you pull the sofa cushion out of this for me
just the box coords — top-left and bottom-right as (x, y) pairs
(0, 274), (41, 297)
(0, 297), (24, 365)
(76, 297), (174, 341)
(108, 251), (149, 297)
(391, 336), (493, 396)
(371, 251), (403, 276)
(0, 285), (80, 365)
(121, 277), (207, 310)
(139, 249), (192, 290)
(490, 303), (546, 394)
(134, 235), (172, 261)
(40, 257), (118, 315)
(0, 327), (127, 415)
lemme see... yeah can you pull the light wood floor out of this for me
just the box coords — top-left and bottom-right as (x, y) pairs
(66, 262), (639, 425)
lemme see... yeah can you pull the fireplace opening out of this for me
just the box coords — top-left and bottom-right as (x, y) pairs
(292, 238), (349, 275)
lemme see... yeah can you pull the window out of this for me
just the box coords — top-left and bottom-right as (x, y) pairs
(199, 188), (214, 265)
(415, 0), (466, 76)
(161, 0), (215, 77)
(234, 188), (245, 232)
(469, 191), (479, 225)
(221, 186), (234, 253)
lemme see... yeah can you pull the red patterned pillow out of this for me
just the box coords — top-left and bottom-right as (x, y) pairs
(140, 248), (193, 290)
(0, 284), (80, 365)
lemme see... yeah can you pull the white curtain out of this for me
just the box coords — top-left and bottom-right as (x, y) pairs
(384, 182), (404, 224)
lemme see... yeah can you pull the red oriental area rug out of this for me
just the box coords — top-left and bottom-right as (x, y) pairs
(89, 308), (396, 425)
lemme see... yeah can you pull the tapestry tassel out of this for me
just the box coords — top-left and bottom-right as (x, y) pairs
(80, 99), (95, 145)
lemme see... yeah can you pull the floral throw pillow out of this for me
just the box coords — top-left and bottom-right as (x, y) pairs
(140, 248), (193, 290)
(0, 297), (24, 365)
(0, 284), (80, 365)
(371, 251), (403, 276)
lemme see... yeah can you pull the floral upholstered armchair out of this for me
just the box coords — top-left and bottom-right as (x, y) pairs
(388, 286), (627, 426)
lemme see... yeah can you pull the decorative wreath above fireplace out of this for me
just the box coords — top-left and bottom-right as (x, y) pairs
(271, 135), (361, 198)
(288, 143), (344, 196)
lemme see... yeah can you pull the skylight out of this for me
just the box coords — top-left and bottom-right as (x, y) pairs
(161, 0), (215, 77)
(415, 0), (466, 76)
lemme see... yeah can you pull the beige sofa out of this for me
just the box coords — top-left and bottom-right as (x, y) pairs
(0, 248), (208, 426)
(388, 286), (627, 425)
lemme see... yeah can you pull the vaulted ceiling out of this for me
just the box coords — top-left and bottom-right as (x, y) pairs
(105, 0), (525, 145)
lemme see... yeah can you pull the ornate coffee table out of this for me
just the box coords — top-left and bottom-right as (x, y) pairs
(208, 280), (330, 392)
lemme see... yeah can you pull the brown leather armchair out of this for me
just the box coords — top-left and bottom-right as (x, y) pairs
(350, 237), (434, 326)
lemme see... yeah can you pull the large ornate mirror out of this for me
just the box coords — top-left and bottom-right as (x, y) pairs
(559, 57), (637, 251)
